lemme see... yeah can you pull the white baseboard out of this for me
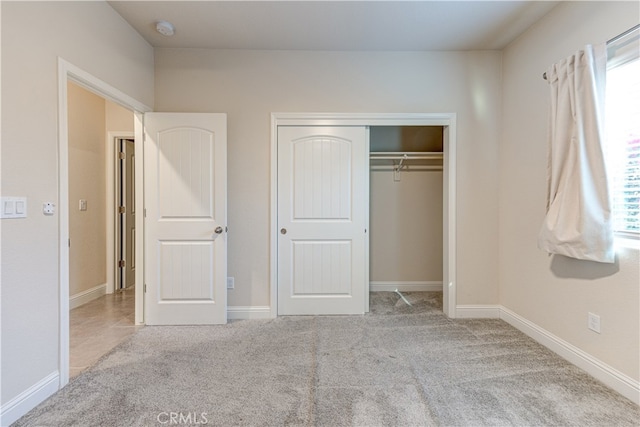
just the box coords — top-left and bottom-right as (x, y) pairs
(227, 306), (272, 320)
(370, 281), (442, 292)
(500, 306), (640, 405)
(69, 283), (106, 310)
(0, 371), (59, 426)
(456, 304), (501, 319)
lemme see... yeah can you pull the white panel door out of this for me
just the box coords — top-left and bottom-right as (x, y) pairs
(278, 126), (369, 315)
(144, 113), (227, 325)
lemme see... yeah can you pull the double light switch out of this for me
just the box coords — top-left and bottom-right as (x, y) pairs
(1, 197), (27, 219)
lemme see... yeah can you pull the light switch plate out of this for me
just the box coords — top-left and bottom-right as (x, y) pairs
(588, 312), (601, 333)
(1, 197), (27, 219)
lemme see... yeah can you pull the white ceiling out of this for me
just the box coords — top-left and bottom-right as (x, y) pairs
(108, 1), (560, 51)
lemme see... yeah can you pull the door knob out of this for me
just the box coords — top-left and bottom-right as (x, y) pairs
(280, 228), (287, 235)
(214, 226), (224, 234)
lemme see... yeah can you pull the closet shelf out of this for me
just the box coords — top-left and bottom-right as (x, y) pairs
(369, 151), (443, 161)
(370, 152), (443, 180)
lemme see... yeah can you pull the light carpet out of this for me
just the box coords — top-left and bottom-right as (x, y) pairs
(13, 292), (640, 426)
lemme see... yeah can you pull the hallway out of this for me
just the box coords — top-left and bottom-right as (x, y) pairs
(69, 287), (139, 378)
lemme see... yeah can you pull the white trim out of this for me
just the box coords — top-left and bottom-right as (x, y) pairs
(0, 371), (59, 427)
(273, 112), (455, 127)
(270, 112), (457, 319)
(500, 306), (640, 404)
(269, 114), (279, 319)
(133, 112), (145, 325)
(69, 283), (107, 310)
(443, 122), (457, 318)
(58, 59), (71, 389)
(370, 281), (443, 292)
(364, 128), (370, 313)
(456, 304), (501, 319)
(614, 235), (640, 250)
(106, 132), (135, 295)
(58, 58), (151, 390)
(61, 60), (150, 113)
(227, 306), (273, 320)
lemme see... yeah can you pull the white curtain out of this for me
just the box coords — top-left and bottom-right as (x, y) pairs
(538, 44), (615, 263)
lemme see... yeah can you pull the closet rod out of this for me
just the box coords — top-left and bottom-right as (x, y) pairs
(371, 155), (442, 160)
(370, 152), (443, 160)
(370, 165), (443, 170)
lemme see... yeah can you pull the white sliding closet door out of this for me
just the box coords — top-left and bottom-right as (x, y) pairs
(277, 126), (369, 315)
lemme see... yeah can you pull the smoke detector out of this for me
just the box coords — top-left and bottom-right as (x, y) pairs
(156, 20), (175, 37)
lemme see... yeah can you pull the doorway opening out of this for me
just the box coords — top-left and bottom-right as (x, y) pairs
(66, 82), (138, 378)
(369, 125), (444, 292)
(58, 58), (150, 386)
(116, 137), (136, 292)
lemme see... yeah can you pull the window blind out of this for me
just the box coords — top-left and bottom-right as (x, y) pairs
(606, 28), (640, 238)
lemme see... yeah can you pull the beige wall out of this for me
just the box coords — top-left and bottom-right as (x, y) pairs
(370, 169), (443, 282)
(154, 49), (502, 307)
(1, 0), (153, 408)
(106, 100), (135, 133)
(500, 1), (640, 380)
(68, 82), (107, 297)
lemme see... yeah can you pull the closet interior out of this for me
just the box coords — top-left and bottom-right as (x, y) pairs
(369, 126), (444, 297)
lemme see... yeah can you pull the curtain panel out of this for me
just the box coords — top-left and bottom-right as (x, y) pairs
(538, 44), (615, 263)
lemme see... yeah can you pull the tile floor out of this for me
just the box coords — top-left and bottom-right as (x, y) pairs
(69, 287), (141, 378)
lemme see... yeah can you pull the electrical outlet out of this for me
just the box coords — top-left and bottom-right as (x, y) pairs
(43, 202), (55, 215)
(227, 277), (235, 289)
(588, 312), (601, 333)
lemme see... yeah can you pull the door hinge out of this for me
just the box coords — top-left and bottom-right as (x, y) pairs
(144, 208), (146, 218)
(68, 238), (71, 247)
(118, 206), (126, 214)
(144, 283), (147, 293)
(119, 151), (125, 160)
(118, 259), (126, 268)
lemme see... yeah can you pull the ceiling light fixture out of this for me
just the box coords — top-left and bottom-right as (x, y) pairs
(156, 20), (175, 37)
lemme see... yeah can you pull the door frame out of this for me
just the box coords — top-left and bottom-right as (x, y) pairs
(106, 132), (134, 294)
(270, 112), (457, 318)
(57, 58), (151, 387)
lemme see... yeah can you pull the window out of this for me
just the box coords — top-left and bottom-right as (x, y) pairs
(605, 29), (640, 240)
